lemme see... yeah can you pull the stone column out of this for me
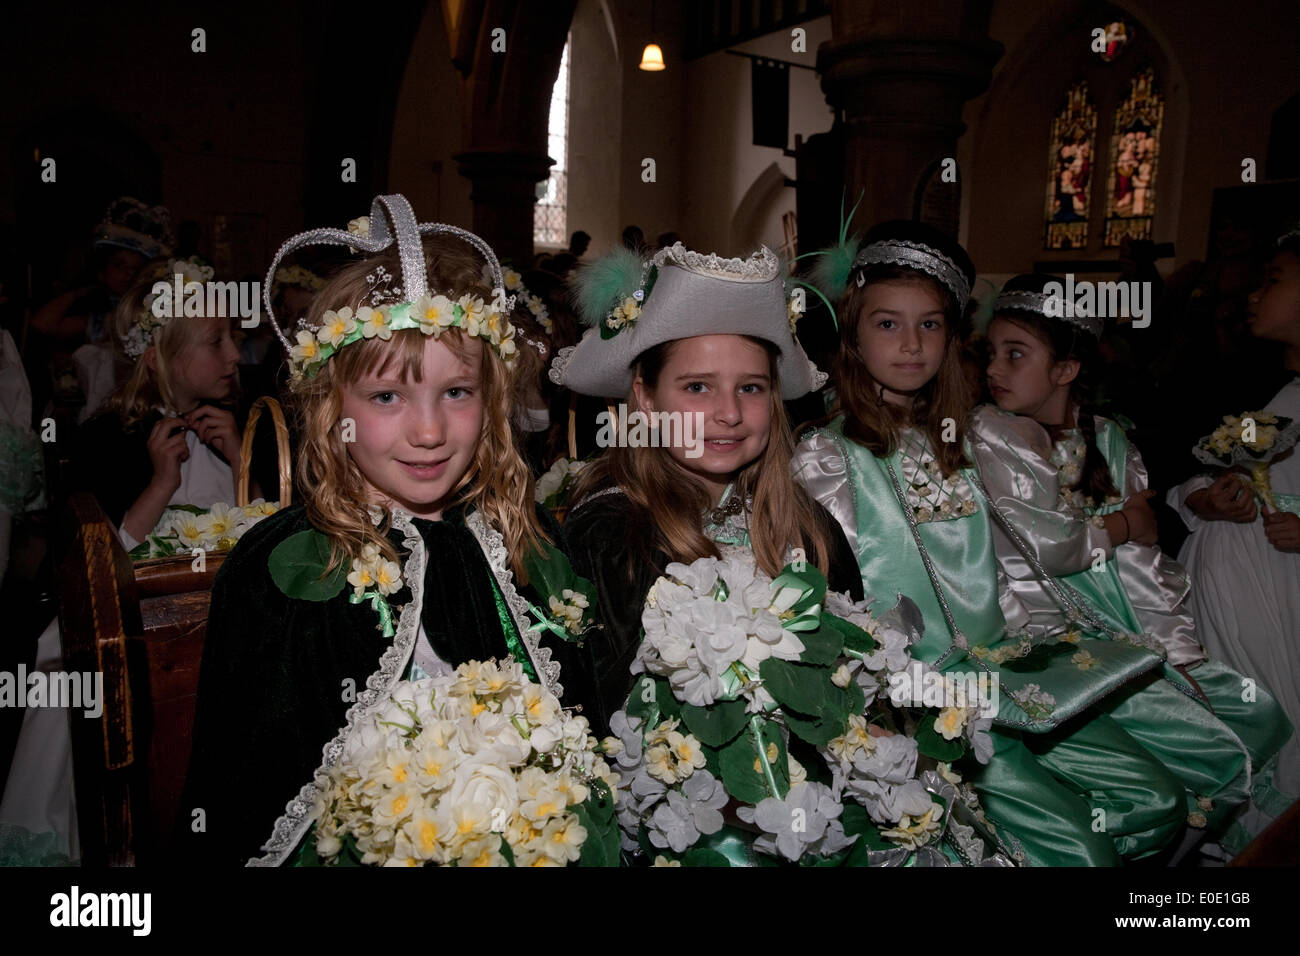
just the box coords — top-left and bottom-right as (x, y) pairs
(451, 0), (576, 264)
(818, 1), (1002, 235)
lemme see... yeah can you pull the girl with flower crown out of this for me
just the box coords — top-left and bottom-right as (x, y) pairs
(1169, 230), (1300, 827)
(177, 196), (595, 866)
(0, 257), (245, 866)
(970, 272), (1292, 855)
(551, 244), (865, 742)
(792, 220), (1200, 866)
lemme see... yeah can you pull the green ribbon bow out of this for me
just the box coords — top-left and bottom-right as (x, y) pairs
(350, 589), (396, 637)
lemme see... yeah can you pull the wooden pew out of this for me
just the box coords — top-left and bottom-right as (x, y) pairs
(59, 493), (219, 866)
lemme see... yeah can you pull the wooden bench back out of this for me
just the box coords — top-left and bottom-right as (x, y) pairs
(59, 494), (219, 865)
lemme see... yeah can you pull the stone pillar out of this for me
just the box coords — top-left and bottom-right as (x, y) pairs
(818, 1), (1002, 236)
(451, 0), (576, 264)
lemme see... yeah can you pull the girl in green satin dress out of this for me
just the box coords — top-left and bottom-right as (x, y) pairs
(794, 220), (1188, 866)
(975, 272), (1293, 853)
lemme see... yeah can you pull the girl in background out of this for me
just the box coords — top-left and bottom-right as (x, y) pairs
(794, 220), (1187, 866)
(974, 272), (1290, 854)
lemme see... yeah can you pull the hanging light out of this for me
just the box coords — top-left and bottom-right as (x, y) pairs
(639, 0), (665, 72)
(639, 43), (665, 71)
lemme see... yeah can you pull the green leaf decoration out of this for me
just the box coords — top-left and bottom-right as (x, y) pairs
(498, 835), (517, 867)
(170, 503), (207, 515)
(681, 848), (732, 867)
(717, 718), (788, 803)
(522, 541), (597, 634)
(784, 709), (847, 747)
(572, 787), (620, 867)
(796, 626), (844, 666)
(128, 541), (150, 560)
(913, 713), (968, 762)
(680, 698), (749, 747)
(759, 658), (832, 717)
(625, 676), (661, 726)
(840, 803), (892, 854)
(823, 613), (877, 654)
(269, 529), (349, 601)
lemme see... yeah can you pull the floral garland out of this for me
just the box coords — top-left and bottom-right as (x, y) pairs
(287, 216), (520, 379)
(288, 292), (518, 379)
(495, 266), (552, 334)
(124, 256), (214, 359)
(129, 498), (280, 558)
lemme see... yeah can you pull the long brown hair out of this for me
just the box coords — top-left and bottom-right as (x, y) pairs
(832, 266), (972, 476)
(572, 336), (834, 579)
(288, 235), (547, 581)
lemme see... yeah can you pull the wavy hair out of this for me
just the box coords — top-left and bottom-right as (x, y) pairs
(831, 265), (973, 476)
(571, 336), (834, 580)
(101, 260), (233, 426)
(289, 235), (546, 582)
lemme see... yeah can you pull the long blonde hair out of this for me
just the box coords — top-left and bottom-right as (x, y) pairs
(288, 236), (547, 581)
(572, 336), (833, 579)
(101, 261), (230, 426)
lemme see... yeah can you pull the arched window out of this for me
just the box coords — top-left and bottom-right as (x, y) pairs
(533, 39), (570, 248)
(1044, 82), (1097, 250)
(1103, 68), (1164, 246)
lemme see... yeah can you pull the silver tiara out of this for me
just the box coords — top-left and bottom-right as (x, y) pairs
(262, 194), (515, 354)
(853, 239), (971, 310)
(994, 290), (1103, 338)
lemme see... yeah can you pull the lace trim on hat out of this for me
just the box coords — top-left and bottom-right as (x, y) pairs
(657, 242), (781, 282)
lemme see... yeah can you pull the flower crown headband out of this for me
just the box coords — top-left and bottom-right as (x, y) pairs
(264, 194), (519, 379)
(123, 256), (215, 359)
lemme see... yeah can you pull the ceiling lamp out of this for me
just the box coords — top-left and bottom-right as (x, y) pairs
(639, 42), (665, 71)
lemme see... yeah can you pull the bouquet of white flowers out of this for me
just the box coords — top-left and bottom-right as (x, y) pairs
(128, 499), (280, 558)
(605, 556), (1010, 867)
(1194, 410), (1300, 510)
(305, 659), (620, 867)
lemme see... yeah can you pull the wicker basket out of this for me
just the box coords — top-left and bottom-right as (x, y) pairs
(133, 396), (292, 587)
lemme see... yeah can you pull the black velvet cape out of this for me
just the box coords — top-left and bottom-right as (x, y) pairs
(173, 501), (595, 866)
(564, 490), (866, 743)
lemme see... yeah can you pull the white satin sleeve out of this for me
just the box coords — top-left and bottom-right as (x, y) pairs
(1167, 473), (1214, 533)
(1115, 441), (1207, 665)
(968, 406), (1113, 575)
(791, 431), (858, 558)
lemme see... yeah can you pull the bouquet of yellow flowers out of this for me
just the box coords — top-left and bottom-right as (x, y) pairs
(305, 659), (620, 867)
(1194, 411), (1300, 509)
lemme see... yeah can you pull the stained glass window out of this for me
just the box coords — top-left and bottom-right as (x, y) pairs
(533, 39), (570, 248)
(1044, 82), (1097, 250)
(1098, 21), (1129, 62)
(1103, 68), (1163, 247)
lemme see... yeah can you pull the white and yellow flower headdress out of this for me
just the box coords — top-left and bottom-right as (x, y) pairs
(123, 256), (215, 359)
(265, 194), (519, 379)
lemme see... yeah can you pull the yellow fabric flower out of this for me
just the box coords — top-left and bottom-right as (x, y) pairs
(316, 307), (357, 347)
(358, 306), (391, 340)
(291, 329), (319, 365)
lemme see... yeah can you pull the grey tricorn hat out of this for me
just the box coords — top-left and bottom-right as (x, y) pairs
(548, 243), (827, 400)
